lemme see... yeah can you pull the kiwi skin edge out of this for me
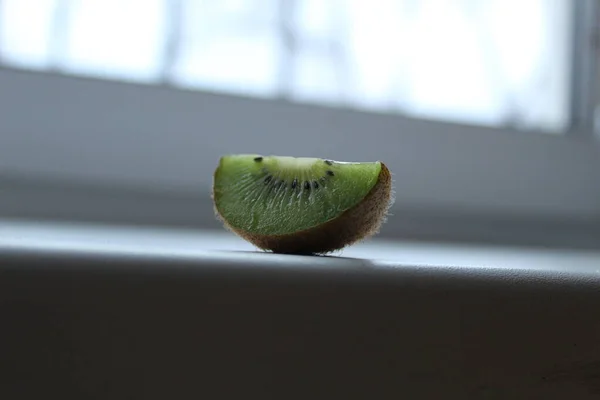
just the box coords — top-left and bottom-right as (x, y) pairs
(213, 162), (393, 255)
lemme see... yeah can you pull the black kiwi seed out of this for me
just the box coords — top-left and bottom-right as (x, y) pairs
(326, 170), (335, 176)
(254, 156), (263, 162)
(312, 180), (319, 189)
(291, 178), (298, 189)
(264, 175), (272, 184)
(304, 181), (311, 190)
(325, 160), (333, 165)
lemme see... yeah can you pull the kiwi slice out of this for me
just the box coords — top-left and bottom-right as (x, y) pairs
(212, 154), (393, 254)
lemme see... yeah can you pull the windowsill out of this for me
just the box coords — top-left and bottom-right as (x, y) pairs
(3, 217), (600, 399)
(3, 218), (600, 275)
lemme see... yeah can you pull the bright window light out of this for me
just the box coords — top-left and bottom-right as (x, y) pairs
(0, 0), (572, 131)
(0, 0), (57, 69)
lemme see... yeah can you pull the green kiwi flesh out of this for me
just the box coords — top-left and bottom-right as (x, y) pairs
(212, 154), (393, 254)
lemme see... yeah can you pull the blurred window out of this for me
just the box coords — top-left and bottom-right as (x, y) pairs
(0, 0), (573, 132)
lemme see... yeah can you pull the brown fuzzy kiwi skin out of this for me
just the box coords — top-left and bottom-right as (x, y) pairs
(213, 162), (393, 255)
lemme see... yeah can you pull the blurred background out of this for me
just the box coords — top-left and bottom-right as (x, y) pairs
(0, 0), (599, 252)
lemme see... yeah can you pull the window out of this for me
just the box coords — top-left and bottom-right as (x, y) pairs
(0, 0), (598, 247)
(0, 0), (574, 131)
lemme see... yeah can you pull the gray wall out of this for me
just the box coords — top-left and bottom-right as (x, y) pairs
(1, 68), (599, 247)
